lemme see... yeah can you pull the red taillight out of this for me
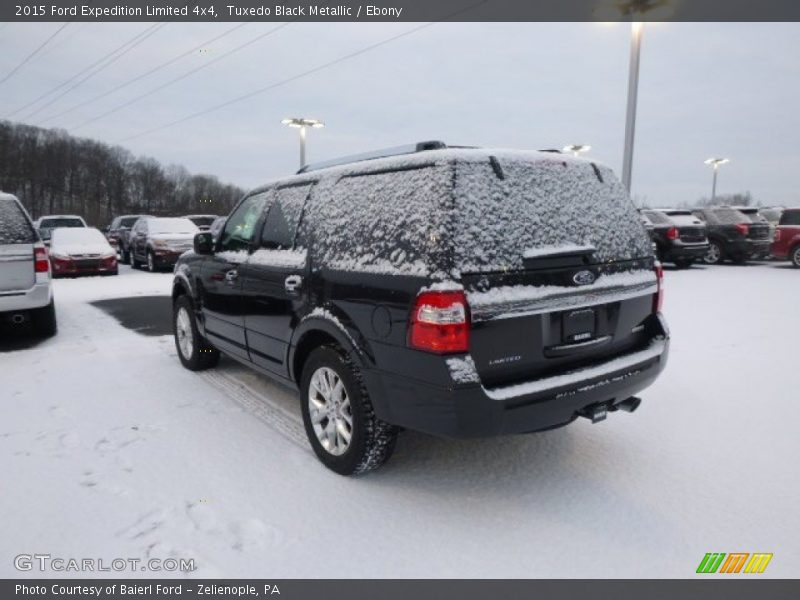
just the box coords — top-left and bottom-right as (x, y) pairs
(735, 223), (749, 236)
(34, 246), (50, 273)
(774, 230), (781, 242)
(653, 262), (664, 313)
(666, 227), (679, 241)
(409, 290), (470, 354)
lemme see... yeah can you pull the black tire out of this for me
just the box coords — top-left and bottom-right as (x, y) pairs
(121, 249), (130, 263)
(673, 258), (694, 269)
(147, 250), (157, 272)
(703, 241), (723, 265)
(32, 300), (57, 338)
(173, 295), (219, 371)
(130, 248), (139, 269)
(300, 345), (398, 476)
(791, 246), (800, 268)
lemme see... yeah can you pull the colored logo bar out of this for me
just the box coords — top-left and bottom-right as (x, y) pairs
(696, 553), (773, 574)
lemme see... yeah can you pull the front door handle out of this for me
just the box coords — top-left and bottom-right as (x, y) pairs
(285, 274), (303, 293)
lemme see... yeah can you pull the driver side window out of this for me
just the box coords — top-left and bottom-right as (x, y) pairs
(219, 192), (271, 252)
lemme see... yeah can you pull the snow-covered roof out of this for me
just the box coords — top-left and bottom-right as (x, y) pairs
(249, 147), (608, 194)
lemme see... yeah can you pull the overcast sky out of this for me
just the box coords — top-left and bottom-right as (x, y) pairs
(1, 21), (798, 206)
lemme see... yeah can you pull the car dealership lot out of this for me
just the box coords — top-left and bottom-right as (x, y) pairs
(1, 263), (798, 578)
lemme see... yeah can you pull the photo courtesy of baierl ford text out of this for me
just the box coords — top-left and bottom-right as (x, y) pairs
(0, 1), (799, 598)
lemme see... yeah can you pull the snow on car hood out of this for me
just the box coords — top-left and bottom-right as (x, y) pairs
(52, 241), (114, 256)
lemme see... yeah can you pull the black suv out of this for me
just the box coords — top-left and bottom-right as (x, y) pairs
(171, 144), (670, 475)
(641, 209), (708, 268)
(106, 214), (149, 262)
(691, 206), (770, 264)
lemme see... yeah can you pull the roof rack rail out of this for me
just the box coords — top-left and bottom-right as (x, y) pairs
(297, 140), (447, 174)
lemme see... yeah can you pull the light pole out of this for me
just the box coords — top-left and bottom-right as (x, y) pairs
(621, 21), (643, 193)
(563, 144), (592, 158)
(704, 158), (729, 203)
(281, 117), (324, 169)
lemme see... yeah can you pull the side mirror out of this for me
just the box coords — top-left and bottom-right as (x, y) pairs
(194, 232), (214, 255)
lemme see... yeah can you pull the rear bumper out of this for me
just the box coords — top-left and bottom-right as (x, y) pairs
(0, 279), (52, 315)
(726, 239), (770, 258)
(663, 241), (708, 261)
(365, 314), (670, 438)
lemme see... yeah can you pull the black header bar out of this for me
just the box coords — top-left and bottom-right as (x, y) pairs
(4, 0), (800, 23)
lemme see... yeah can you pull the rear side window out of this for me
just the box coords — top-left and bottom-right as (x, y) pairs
(310, 166), (452, 276)
(779, 210), (800, 226)
(0, 198), (36, 244)
(452, 159), (652, 273)
(261, 184), (311, 249)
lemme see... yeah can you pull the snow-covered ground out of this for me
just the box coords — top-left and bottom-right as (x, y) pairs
(1, 263), (798, 578)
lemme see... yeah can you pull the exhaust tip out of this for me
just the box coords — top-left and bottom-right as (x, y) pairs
(614, 396), (642, 413)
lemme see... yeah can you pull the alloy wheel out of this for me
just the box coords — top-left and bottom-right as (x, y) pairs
(704, 243), (721, 264)
(308, 366), (353, 456)
(175, 307), (194, 359)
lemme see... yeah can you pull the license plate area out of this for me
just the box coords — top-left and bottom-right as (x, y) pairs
(563, 308), (596, 343)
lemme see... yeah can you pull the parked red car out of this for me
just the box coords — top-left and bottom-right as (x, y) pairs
(49, 227), (118, 277)
(771, 208), (800, 267)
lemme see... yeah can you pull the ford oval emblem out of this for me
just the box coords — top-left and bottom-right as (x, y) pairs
(573, 270), (596, 286)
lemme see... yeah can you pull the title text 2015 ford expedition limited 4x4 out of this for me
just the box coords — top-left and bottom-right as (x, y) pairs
(171, 144), (670, 475)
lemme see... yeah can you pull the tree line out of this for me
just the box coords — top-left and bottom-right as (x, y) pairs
(0, 120), (245, 226)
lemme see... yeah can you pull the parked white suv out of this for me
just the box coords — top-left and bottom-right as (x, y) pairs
(0, 193), (57, 336)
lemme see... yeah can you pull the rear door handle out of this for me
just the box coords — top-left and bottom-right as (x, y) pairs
(285, 274), (303, 293)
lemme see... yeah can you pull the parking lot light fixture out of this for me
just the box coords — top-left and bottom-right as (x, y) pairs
(281, 117), (325, 169)
(563, 144), (592, 157)
(704, 157), (730, 203)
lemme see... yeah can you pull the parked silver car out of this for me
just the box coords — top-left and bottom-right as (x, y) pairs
(0, 193), (57, 336)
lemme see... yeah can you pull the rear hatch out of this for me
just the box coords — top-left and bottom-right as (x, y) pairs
(0, 197), (37, 293)
(740, 212), (770, 241)
(669, 212), (707, 243)
(451, 156), (657, 388)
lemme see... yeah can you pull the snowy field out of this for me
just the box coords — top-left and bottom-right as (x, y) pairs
(1, 263), (798, 578)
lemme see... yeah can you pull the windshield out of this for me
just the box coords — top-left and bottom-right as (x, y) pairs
(148, 218), (198, 235)
(52, 227), (108, 246)
(187, 216), (216, 227)
(119, 216), (140, 228)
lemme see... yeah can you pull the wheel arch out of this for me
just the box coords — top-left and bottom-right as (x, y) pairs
(289, 311), (374, 384)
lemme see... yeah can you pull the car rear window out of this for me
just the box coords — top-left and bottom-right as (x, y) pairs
(669, 214), (704, 227)
(451, 158), (652, 273)
(705, 208), (748, 225)
(642, 210), (672, 225)
(0, 197), (36, 244)
(779, 210), (800, 226)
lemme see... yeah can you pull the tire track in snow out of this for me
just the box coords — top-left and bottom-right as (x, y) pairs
(197, 369), (308, 451)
